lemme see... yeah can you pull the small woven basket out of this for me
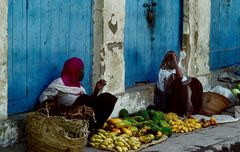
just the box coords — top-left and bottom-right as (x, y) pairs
(28, 104), (94, 152)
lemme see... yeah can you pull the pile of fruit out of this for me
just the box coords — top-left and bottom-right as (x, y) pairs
(199, 117), (218, 128)
(88, 129), (141, 152)
(164, 112), (218, 133)
(88, 109), (219, 151)
(88, 109), (172, 151)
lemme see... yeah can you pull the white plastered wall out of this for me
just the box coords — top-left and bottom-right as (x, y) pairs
(181, 0), (211, 91)
(93, 0), (126, 95)
(0, 0), (8, 120)
(93, 0), (154, 117)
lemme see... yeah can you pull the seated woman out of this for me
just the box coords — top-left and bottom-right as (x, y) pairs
(39, 57), (118, 131)
(154, 51), (203, 117)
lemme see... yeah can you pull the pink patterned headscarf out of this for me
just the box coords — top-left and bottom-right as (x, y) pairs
(61, 57), (84, 87)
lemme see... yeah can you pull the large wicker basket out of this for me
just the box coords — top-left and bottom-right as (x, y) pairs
(28, 105), (94, 152)
(200, 92), (231, 115)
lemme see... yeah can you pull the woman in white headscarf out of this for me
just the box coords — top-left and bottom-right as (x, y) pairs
(154, 51), (203, 117)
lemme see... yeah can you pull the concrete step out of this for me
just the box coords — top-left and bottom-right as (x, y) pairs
(0, 113), (27, 148)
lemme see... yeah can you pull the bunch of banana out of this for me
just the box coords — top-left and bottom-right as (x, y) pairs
(171, 118), (202, 133)
(115, 135), (141, 152)
(88, 129), (116, 149)
(88, 129), (141, 152)
(164, 113), (202, 133)
(164, 112), (179, 121)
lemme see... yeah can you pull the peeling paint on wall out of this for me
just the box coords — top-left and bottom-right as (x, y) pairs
(93, 0), (155, 115)
(101, 0), (126, 94)
(107, 42), (123, 53)
(0, 0), (8, 120)
(182, 0), (210, 77)
(108, 14), (118, 34)
(92, 0), (104, 91)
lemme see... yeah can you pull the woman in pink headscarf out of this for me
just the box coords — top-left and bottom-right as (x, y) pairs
(39, 57), (118, 131)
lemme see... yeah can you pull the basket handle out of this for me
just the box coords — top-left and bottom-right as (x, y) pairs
(37, 102), (50, 117)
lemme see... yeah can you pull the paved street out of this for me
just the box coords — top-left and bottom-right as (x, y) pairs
(1, 121), (240, 152)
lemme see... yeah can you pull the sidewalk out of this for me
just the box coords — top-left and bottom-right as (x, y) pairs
(1, 121), (240, 152)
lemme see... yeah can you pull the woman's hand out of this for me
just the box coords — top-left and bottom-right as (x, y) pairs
(92, 79), (106, 98)
(95, 79), (106, 91)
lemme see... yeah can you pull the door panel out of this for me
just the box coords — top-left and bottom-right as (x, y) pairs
(124, 0), (182, 88)
(210, 0), (240, 69)
(8, 0), (92, 115)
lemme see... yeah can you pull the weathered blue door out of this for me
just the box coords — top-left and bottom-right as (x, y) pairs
(124, 0), (182, 88)
(8, 0), (92, 115)
(210, 0), (240, 69)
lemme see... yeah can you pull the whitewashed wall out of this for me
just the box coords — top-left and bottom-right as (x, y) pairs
(0, 0), (8, 120)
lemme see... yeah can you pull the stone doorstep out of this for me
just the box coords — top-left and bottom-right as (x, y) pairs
(0, 113), (27, 148)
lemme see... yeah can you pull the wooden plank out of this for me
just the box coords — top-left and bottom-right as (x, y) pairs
(237, 0), (240, 64)
(210, 2), (220, 51)
(165, 0), (180, 51)
(209, 51), (219, 69)
(27, 0), (41, 111)
(219, 49), (237, 67)
(7, 0), (13, 101)
(69, 0), (92, 93)
(152, 0), (167, 74)
(8, 0), (28, 114)
(37, 0), (63, 100)
(210, 0), (240, 69)
(11, 0), (27, 100)
(124, 0), (138, 87)
(50, 0), (62, 76)
(218, 0), (236, 49)
(136, 0), (151, 83)
(210, 0), (220, 69)
(151, 0), (180, 82)
(39, 0), (54, 89)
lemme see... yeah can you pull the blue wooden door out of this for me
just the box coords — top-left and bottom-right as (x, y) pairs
(210, 0), (240, 69)
(124, 0), (182, 88)
(8, 0), (92, 115)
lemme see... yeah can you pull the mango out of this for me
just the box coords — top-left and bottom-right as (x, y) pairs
(107, 118), (122, 125)
(122, 128), (133, 136)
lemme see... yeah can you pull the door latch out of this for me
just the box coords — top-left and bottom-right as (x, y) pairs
(143, 0), (157, 27)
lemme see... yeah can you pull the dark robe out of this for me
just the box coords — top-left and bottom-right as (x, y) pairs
(154, 77), (203, 116)
(73, 92), (117, 131)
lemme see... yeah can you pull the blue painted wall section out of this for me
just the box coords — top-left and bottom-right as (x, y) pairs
(124, 0), (182, 88)
(210, 0), (240, 69)
(8, 0), (92, 115)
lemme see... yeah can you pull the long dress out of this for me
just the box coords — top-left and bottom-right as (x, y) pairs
(155, 69), (203, 116)
(73, 93), (117, 131)
(165, 77), (203, 116)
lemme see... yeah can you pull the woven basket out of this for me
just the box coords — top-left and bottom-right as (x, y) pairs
(200, 92), (231, 115)
(28, 105), (93, 152)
